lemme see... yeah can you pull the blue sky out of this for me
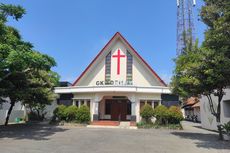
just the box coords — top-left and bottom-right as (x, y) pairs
(2, 0), (206, 84)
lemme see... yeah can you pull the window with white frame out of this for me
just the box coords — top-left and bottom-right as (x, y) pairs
(126, 50), (133, 82)
(105, 51), (111, 82)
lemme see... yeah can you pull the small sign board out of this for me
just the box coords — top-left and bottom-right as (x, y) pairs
(96, 80), (133, 86)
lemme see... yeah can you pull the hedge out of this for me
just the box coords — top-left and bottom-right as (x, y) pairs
(65, 105), (78, 122)
(53, 105), (67, 121)
(140, 104), (153, 123)
(153, 105), (183, 125)
(76, 105), (91, 123)
(168, 106), (184, 124)
(153, 105), (169, 125)
(53, 105), (90, 123)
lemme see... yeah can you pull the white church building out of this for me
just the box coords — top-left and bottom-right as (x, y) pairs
(55, 32), (176, 123)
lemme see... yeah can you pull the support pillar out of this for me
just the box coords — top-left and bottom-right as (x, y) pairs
(72, 100), (76, 106)
(152, 100), (154, 109)
(93, 101), (99, 121)
(84, 99), (87, 105)
(131, 101), (136, 122)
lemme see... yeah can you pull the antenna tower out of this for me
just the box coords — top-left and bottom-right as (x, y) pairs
(176, 0), (196, 55)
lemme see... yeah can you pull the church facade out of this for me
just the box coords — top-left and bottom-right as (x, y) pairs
(55, 32), (174, 122)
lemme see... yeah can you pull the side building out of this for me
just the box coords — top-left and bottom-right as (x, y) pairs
(200, 88), (230, 130)
(182, 97), (201, 122)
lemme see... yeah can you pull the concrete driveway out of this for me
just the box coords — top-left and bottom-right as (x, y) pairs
(0, 122), (229, 153)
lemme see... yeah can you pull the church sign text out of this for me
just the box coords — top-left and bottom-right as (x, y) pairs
(96, 80), (133, 86)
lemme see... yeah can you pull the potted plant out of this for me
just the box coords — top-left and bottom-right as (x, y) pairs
(221, 121), (230, 141)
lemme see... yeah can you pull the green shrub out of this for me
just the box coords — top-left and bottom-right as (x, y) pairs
(76, 105), (90, 123)
(168, 106), (184, 124)
(136, 121), (182, 130)
(136, 121), (146, 127)
(167, 123), (183, 130)
(153, 105), (183, 125)
(221, 121), (230, 135)
(137, 121), (156, 129)
(153, 105), (169, 125)
(53, 105), (67, 121)
(65, 105), (78, 122)
(140, 104), (154, 123)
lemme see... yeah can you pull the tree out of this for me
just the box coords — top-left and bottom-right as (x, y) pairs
(200, 0), (230, 58)
(23, 70), (59, 120)
(140, 104), (153, 123)
(171, 42), (203, 100)
(199, 0), (230, 139)
(172, 0), (230, 140)
(153, 105), (169, 125)
(0, 3), (59, 125)
(172, 45), (230, 139)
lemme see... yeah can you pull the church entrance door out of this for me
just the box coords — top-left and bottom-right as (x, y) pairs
(105, 99), (131, 121)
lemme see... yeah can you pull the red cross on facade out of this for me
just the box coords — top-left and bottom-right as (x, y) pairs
(112, 49), (126, 75)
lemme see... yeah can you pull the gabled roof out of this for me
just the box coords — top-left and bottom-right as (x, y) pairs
(72, 32), (167, 86)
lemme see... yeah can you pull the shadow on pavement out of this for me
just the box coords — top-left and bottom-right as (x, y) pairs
(192, 125), (218, 133)
(0, 123), (68, 141)
(171, 131), (230, 150)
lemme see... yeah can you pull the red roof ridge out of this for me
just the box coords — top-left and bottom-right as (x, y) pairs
(72, 32), (167, 86)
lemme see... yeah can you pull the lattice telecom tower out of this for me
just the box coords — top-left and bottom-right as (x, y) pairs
(176, 0), (196, 55)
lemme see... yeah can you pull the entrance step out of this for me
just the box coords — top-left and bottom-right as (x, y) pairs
(119, 122), (131, 128)
(91, 121), (119, 126)
(88, 121), (137, 129)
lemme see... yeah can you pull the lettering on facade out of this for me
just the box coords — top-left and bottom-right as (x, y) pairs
(96, 80), (133, 86)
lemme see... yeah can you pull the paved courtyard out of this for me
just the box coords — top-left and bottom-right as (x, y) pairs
(0, 121), (229, 153)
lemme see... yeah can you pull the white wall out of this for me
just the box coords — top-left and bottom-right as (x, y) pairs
(132, 53), (162, 86)
(44, 100), (58, 119)
(200, 88), (230, 130)
(1, 98), (24, 110)
(0, 99), (25, 125)
(0, 111), (6, 124)
(0, 98), (58, 123)
(0, 110), (25, 125)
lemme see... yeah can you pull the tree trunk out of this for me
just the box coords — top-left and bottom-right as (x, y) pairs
(4, 100), (15, 126)
(206, 92), (224, 140)
(36, 109), (41, 120)
(216, 96), (223, 140)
